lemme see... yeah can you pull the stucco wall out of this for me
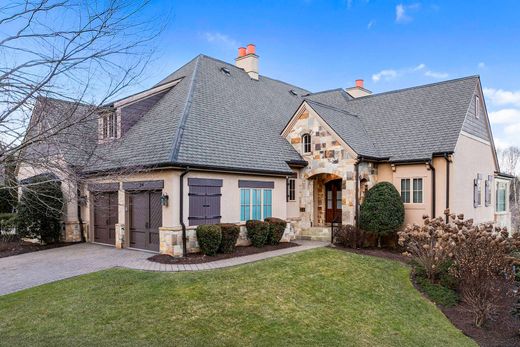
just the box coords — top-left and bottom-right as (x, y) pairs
(451, 133), (496, 223)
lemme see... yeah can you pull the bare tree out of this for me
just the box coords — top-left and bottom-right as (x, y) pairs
(0, 0), (167, 242)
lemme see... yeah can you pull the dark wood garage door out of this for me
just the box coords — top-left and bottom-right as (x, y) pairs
(129, 190), (162, 252)
(93, 192), (118, 245)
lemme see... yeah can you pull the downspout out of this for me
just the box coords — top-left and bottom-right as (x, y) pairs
(428, 161), (436, 219)
(444, 154), (450, 223)
(180, 166), (190, 257)
(77, 186), (85, 243)
(355, 159), (360, 228)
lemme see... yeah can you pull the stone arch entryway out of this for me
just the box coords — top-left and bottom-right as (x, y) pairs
(309, 172), (343, 226)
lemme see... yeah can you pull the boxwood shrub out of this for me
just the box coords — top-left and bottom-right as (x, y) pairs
(245, 220), (269, 247)
(264, 217), (287, 245)
(195, 224), (222, 256)
(217, 223), (240, 254)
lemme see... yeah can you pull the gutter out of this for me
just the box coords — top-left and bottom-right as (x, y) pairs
(428, 161), (436, 219)
(180, 166), (190, 257)
(355, 159), (360, 228)
(444, 154), (451, 223)
(77, 186), (85, 243)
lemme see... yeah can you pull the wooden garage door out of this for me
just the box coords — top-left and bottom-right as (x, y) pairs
(129, 190), (162, 252)
(93, 192), (118, 245)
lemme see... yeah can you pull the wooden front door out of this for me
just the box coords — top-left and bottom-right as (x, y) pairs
(129, 190), (162, 252)
(93, 192), (118, 245)
(325, 180), (342, 223)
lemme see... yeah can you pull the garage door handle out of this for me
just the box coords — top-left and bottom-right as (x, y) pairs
(145, 222), (149, 229)
(203, 204), (210, 207)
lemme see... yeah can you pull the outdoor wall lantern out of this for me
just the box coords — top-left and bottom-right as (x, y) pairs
(160, 193), (169, 207)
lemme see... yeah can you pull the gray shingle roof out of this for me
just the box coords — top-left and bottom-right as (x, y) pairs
(84, 54), (309, 174)
(32, 53), (481, 175)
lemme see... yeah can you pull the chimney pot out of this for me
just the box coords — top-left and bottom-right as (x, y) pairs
(246, 43), (256, 55)
(238, 47), (246, 57)
(356, 79), (364, 88)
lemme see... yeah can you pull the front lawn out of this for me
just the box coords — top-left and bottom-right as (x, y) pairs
(0, 248), (475, 346)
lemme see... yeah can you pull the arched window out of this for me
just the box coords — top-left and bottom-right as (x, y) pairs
(302, 133), (311, 153)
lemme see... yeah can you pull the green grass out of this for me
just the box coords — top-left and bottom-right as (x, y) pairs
(415, 275), (459, 307)
(0, 248), (475, 347)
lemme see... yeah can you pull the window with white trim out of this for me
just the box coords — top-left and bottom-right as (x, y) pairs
(496, 181), (507, 212)
(302, 133), (311, 153)
(240, 188), (273, 221)
(100, 112), (117, 140)
(401, 178), (423, 203)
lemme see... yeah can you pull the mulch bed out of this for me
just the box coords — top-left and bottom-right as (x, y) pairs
(331, 244), (520, 347)
(0, 240), (73, 258)
(148, 242), (299, 264)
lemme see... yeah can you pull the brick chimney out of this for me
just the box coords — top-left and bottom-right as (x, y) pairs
(235, 44), (259, 80)
(345, 79), (372, 98)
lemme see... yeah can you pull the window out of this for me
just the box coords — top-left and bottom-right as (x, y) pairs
(240, 187), (273, 221)
(401, 178), (423, 203)
(475, 95), (480, 119)
(287, 178), (296, 201)
(101, 112), (117, 140)
(401, 179), (410, 203)
(496, 181), (507, 212)
(413, 178), (423, 203)
(302, 133), (311, 153)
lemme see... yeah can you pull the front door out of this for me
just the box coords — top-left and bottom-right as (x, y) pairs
(93, 192), (118, 245)
(325, 180), (342, 223)
(129, 190), (162, 252)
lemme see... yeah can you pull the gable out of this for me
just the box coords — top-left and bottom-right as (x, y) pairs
(461, 83), (491, 142)
(283, 103), (358, 162)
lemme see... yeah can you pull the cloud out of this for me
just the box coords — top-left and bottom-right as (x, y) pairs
(372, 63), (448, 82)
(203, 32), (239, 49)
(483, 88), (520, 107)
(489, 109), (520, 124)
(478, 62), (486, 69)
(367, 20), (375, 29)
(396, 3), (420, 23)
(372, 69), (398, 82)
(424, 70), (449, 79)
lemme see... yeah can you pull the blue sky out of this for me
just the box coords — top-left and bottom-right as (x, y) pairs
(138, 1), (520, 149)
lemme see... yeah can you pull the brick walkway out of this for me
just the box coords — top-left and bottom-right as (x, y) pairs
(0, 241), (326, 296)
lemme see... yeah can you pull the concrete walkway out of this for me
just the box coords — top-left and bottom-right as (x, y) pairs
(0, 241), (326, 296)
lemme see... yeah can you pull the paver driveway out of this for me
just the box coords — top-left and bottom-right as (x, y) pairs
(0, 243), (150, 296)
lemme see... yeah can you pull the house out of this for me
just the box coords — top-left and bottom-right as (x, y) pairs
(17, 44), (512, 256)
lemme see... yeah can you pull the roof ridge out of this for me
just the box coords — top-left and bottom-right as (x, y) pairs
(170, 55), (202, 162)
(305, 99), (359, 118)
(346, 75), (480, 102)
(304, 88), (344, 97)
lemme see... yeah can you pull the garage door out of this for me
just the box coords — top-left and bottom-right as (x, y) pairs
(93, 191), (118, 245)
(129, 190), (162, 252)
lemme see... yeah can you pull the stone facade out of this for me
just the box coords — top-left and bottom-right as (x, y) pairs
(63, 222), (83, 242)
(286, 107), (363, 228)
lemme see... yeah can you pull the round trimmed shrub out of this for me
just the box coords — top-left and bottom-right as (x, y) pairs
(196, 224), (222, 256)
(359, 182), (404, 246)
(264, 217), (287, 245)
(245, 220), (269, 247)
(217, 223), (240, 254)
(16, 177), (64, 244)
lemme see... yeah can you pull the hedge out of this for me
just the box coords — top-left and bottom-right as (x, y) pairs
(195, 225), (222, 256)
(264, 217), (287, 245)
(217, 223), (240, 254)
(245, 220), (269, 247)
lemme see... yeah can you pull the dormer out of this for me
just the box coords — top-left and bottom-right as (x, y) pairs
(97, 78), (181, 143)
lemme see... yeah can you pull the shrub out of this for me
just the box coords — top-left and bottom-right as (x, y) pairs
(16, 177), (64, 244)
(334, 225), (366, 248)
(0, 213), (16, 234)
(400, 212), (520, 328)
(359, 182), (404, 246)
(0, 186), (17, 214)
(246, 220), (269, 247)
(265, 217), (287, 245)
(196, 225), (222, 256)
(217, 223), (240, 254)
(398, 216), (455, 283)
(415, 272), (459, 307)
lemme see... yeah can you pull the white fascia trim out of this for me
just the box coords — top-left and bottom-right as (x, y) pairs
(113, 79), (182, 108)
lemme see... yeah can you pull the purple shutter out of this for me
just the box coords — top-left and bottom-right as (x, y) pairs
(188, 183), (222, 226)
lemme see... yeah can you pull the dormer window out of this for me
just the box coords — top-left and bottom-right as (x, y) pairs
(99, 111), (118, 141)
(302, 133), (311, 153)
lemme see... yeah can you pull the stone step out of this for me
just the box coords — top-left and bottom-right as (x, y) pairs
(296, 235), (331, 242)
